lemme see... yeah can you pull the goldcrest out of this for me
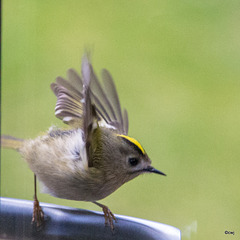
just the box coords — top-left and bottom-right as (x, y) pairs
(1, 55), (166, 229)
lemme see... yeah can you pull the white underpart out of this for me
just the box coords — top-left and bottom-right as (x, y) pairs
(21, 128), (88, 178)
(59, 128), (88, 171)
(21, 128), (90, 198)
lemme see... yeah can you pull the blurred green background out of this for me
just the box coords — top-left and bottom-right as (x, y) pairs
(1, 1), (240, 239)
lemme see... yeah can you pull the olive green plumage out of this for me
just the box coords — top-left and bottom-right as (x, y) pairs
(1, 54), (165, 228)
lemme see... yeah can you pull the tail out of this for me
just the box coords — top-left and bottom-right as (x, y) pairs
(1, 135), (24, 150)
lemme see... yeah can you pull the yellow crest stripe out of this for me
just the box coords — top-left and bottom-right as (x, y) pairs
(117, 134), (145, 155)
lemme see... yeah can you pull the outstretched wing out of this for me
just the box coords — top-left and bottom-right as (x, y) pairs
(51, 56), (129, 136)
(51, 70), (83, 127)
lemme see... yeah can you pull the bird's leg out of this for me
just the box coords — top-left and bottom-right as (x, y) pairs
(93, 201), (116, 230)
(32, 174), (44, 227)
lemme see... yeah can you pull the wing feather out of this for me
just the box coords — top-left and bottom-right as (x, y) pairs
(89, 67), (117, 121)
(51, 55), (129, 135)
(123, 109), (129, 135)
(67, 69), (83, 93)
(101, 69), (124, 132)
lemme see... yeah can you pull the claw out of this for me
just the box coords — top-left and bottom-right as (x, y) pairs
(32, 197), (44, 228)
(102, 205), (116, 230)
(93, 201), (117, 230)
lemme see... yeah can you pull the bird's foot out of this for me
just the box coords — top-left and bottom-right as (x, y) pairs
(102, 205), (116, 230)
(93, 201), (117, 230)
(32, 197), (44, 228)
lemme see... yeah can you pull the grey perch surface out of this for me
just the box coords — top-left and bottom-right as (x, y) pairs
(0, 197), (181, 240)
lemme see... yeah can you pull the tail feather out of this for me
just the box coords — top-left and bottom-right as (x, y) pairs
(1, 135), (24, 150)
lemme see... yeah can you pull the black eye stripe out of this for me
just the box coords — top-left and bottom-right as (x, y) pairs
(120, 137), (144, 156)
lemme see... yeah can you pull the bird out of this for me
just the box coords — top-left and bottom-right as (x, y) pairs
(1, 54), (166, 230)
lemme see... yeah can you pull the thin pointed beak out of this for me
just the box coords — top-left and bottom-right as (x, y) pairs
(143, 166), (166, 176)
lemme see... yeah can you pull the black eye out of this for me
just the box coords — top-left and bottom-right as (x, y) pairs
(128, 157), (139, 167)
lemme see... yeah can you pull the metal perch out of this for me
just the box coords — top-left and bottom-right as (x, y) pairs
(0, 197), (181, 240)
